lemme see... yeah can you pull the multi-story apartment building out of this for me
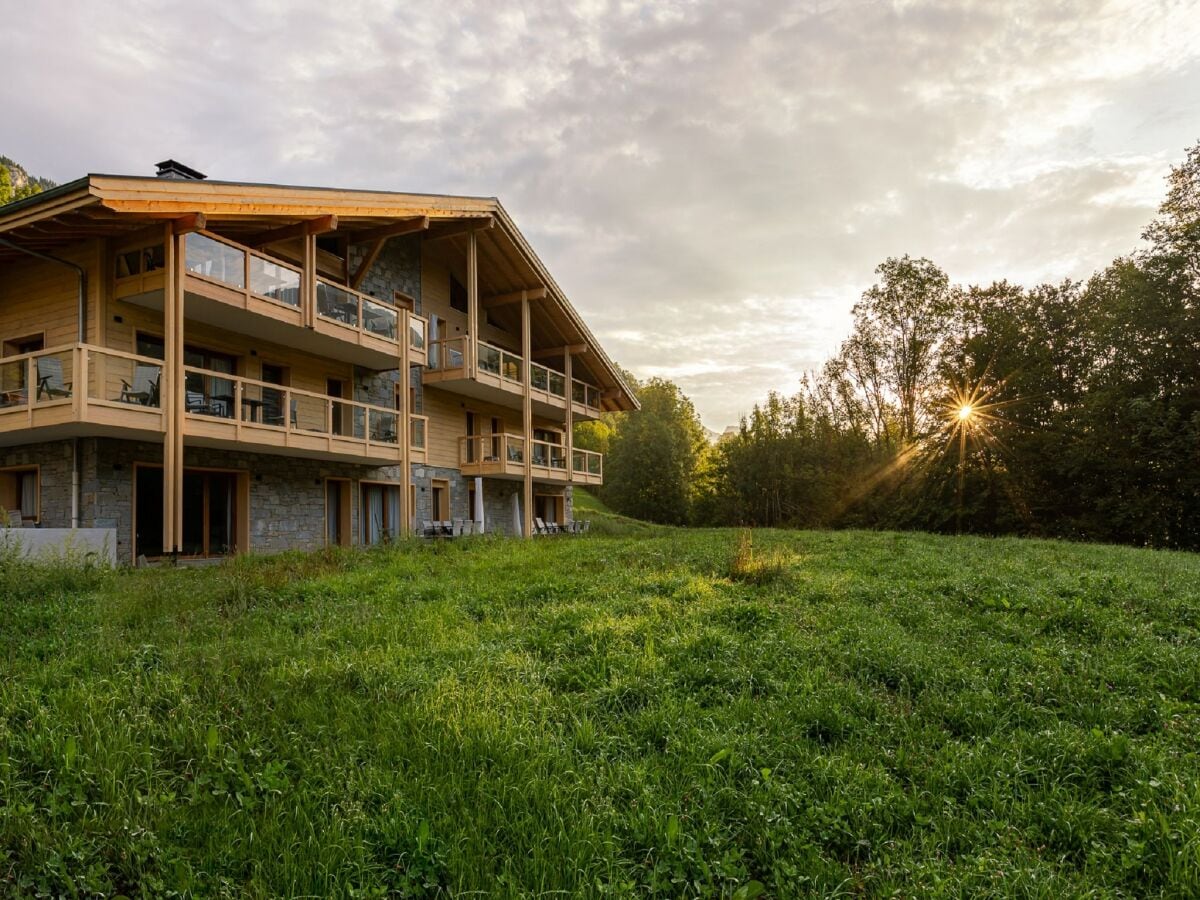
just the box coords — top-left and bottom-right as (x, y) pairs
(0, 161), (636, 563)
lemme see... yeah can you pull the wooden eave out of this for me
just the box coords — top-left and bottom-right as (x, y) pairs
(0, 173), (638, 412)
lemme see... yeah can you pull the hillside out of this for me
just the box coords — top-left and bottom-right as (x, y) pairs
(2, 530), (1198, 896)
(0, 155), (55, 205)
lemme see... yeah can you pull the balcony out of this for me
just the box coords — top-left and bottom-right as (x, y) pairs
(457, 434), (603, 485)
(0, 343), (423, 465)
(425, 337), (604, 420)
(114, 231), (428, 370)
(0, 344), (166, 444)
(182, 368), (405, 464)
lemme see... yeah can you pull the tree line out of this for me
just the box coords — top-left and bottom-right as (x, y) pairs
(583, 142), (1200, 549)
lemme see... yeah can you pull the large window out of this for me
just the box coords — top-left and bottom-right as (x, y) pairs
(0, 467), (38, 525)
(134, 466), (244, 558)
(360, 483), (401, 545)
(450, 275), (468, 313)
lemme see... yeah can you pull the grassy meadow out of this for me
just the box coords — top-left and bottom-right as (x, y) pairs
(1, 505), (1199, 896)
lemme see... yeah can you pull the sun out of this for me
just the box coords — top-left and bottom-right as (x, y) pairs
(957, 404), (974, 422)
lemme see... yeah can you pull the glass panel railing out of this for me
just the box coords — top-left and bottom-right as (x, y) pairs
(409, 316), (427, 351)
(0, 357), (31, 409)
(292, 393), (330, 433)
(445, 339), (465, 369)
(572, 380), (586, 404)
(505, 436), (524, 464)
(572, 450), (603, 476)
(501, 350), (521, 382)
(531, 363), (549, 392)
(248, 254), (300, 306)
(317, 281), (360, 327)
(549, 444), (567, 469)
(547, 370), (566, 398)
(184, 369), (235, 419)
(370, 409), (399, 444)
(362, 298), (397, 339)
(185, 233), (245, 288)
(96, 351), (162, 408)
(32, 349), (75, 403)
(478, 343), (501, 376)
(410, 416), (426, 449)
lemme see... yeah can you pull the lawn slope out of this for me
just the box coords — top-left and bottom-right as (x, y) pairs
(1, 530), (1199, 897)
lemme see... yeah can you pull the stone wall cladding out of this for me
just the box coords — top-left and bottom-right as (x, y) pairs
(0, 440), (75, 528)
(84, 439), (406, 563)
(349, 235), (424, 411)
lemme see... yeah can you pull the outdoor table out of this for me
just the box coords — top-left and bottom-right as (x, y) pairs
(241, 397), (265, 422)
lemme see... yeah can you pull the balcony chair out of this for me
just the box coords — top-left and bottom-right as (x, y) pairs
(185, 390), (214, 415)
(118, 365), (160, 406)
(420, 520), (435, 538)
(36, 357), (72, 401)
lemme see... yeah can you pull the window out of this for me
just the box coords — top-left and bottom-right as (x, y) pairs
(393, 291), (415, 312)
(536, 493), (564, 525)
(0, 467), (38, 524)
(450, 275), (468, 313)
(134, 466), (246, 558)
(136, 333), (165, 360)
(3, 334), (44, 357)
(360, 483), (401, 545)
(115, 243), (165, 279)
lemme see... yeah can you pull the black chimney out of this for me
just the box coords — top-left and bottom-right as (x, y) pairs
(155, 160), (207, 181)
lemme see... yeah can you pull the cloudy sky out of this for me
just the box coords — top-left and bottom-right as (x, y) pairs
(3, 0), (1198, 427)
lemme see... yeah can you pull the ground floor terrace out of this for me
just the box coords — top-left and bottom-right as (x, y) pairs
(1, 438), (571, 565)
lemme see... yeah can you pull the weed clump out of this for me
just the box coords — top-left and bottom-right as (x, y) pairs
(727, 529), (787, 585)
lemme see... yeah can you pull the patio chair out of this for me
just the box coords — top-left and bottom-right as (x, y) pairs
(420, 519), (435, 538)
(36, 356), (72, 400)
(581, 520), (591, 534)
(118, 364), (160, 406)
(185, 390), (214, 415)
(452, 518), (465, 537)
(439, 521), (453, 536)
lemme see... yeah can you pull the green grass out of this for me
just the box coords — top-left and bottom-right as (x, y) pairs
(2, 529), (1199, 897)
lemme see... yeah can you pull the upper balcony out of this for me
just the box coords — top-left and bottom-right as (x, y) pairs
(424, 336), (605, 421)
(114, 231), (428, 371)
(0, 343), (424, 466)
(457, 433), (603, 486)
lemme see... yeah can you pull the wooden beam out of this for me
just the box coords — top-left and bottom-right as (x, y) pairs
(522, 295), (534, 540)
(467, 231), (479, 378)
(245, 214), (338, 247)
(349, 238), (386, 290)
(532, 343), (587, 358)
(423, 217), (494, 242)
(346, 216), (429, 244)
(171, 212), (206, 235)
(482, 286), (547, 309)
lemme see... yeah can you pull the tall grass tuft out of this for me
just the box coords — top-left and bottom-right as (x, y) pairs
(726, 528), (787, 585)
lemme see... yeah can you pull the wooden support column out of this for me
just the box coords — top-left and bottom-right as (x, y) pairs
(521, 292), (533, 539)
(302, 233), (317, 328)
(399, 310), (411, 536)
(162, 226), (186, 555)
(467, 230), (479, 378)
(565, 349), (574, 485)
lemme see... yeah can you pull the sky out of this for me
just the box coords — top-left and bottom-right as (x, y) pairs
(2, 0), (1199, 428)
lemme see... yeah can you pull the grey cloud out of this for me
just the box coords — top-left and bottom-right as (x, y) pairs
(2, 0), (1198, 427)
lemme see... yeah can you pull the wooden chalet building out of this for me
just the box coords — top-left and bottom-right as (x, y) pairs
(0, 161), (636, 563)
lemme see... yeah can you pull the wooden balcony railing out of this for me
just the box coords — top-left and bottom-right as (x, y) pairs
(181, 366), (407, 460)
(428, 337), (602, 416)
(184, 231), (302, 310)
(456, 432), (602, 484)
(0, 343), (167, 436)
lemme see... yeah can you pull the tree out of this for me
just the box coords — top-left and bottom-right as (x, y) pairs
(602, 377), (706, 524)
(0, 165), (12, 206)
(843, 256), (955, 443)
